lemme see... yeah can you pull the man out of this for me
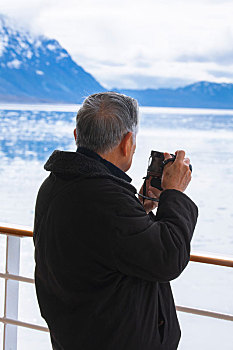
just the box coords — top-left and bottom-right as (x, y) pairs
(33, 92), (198, 350)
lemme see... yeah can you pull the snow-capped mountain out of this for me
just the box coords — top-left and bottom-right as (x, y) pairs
(1, 14), (233, 108)
(121, 81), (233, 109)
(0, 14), (105, 103)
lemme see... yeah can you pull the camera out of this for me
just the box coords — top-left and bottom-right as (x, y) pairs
(138, 150), (193, 203)
(146, 150), (193, 191)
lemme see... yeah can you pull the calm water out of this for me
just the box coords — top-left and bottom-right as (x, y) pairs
(0, 105), (233, 349)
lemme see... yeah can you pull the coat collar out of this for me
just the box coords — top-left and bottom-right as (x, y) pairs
(76, 147), (132, 184)
(44, 150), (137, 193)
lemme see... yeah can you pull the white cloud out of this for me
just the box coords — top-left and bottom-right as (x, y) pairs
(7, 59), (21, 69)
(1, 0), (233, 88)
(36, 70), (44, 75)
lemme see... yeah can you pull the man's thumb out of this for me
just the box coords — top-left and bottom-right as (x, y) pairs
(164, 152), (172, 161)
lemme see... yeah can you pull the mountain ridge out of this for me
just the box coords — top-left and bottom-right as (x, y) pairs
(0, 14), (105, 103)
(119, 81), (233, 109)
(1, 14), (233, 109)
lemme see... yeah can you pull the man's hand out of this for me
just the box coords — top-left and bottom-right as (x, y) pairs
(138, 177), (162, 214)
(162, 150), (191, 192)
(139, 150), (191, 213)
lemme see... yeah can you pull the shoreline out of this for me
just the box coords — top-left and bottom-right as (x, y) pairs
(2, 103), (233, 115)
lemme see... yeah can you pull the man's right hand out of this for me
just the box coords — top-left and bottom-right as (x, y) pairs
(161, 150), (192, 193)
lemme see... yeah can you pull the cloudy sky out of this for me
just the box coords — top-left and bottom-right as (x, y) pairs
(1, 0), (233, 89)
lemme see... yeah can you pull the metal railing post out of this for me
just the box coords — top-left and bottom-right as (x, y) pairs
(3, 236), (20, 350)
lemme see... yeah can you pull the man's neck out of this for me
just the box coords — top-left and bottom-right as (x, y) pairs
(98, 149), (125, 172)
(76, 147), (132, 183)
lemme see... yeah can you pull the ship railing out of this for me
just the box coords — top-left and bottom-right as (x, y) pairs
(0, 224), (233, 349)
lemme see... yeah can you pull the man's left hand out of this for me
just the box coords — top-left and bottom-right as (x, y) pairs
(138, 177), (162, 214)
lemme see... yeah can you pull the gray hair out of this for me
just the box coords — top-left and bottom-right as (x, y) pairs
(75, 92), (139, 154)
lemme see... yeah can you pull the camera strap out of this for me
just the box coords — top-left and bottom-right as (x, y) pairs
(142, 175), (148, 204)
(137, 175), (159, 203)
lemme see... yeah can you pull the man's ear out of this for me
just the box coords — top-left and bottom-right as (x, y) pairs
(120, 132), (133, 157)
(74, 128), (77, 141)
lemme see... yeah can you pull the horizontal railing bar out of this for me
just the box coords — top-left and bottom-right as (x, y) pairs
(0, 272), (34, 284)
(176, 305), (233, 322)
(190, 253), (233, 268)
(0, 306), (232, 336)
(1, 225), (233, 268)
(1, 276), (232, 322)
(0, 224), (32, 238)
(0, 317), (49, 332)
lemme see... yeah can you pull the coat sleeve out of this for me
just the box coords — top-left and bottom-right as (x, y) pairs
(112, 188), (198, 282)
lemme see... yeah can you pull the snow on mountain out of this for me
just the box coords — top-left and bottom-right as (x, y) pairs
(1, 14), (233, 108)
(0, 14), (105, 103)
(120, 81), (233, 109)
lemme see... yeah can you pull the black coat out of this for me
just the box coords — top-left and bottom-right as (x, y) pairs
(33, 150), (198, 350)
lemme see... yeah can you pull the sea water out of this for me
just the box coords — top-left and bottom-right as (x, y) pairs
(0, 105), (233, 349)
